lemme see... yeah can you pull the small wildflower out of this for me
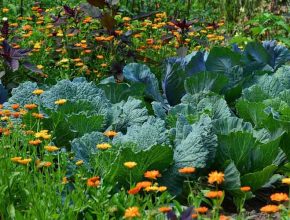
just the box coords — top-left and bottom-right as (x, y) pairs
(96, 143), (112, 150)
(136, 181), (152, 189)
(124, 161), (137, 169)
(219, 215), (230, 220)
(260, 205), (279, 214)
(87, 176), (100, 187)
(208, 171), (224, 185)
(55, 99), (67, 105)
(144, 170), (161, 180)
(178, 167), (196, 174)
(192, 214), (198, 219)
(124, 207), (140, 219)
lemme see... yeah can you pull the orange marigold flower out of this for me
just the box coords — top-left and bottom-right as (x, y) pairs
(178, 167), (196, 174)
(87, 176), (100, 187)
(208, 171), (225, 185)
(260, 205), (279, 213)
(104, 130), (117, 138)
(270, 193), (289, 202)
(29, 139), (42, 145)
(282, 178), (290, 185)
(144, 170), (161, 180)
(158, 206), (172, 213)
(124, 207), (141, 219)
(25, 104), (37, 110)
(96, 143), (112, 150)
(44, 145), (59, 152)
(205, 191), (223, 199)
(124, 161), (137, 169)
(240, 186), (251, 192)
(11, 104), (20, 110)
(195, 206), (208, 214)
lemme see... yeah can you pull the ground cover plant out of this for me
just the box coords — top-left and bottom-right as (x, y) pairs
(0, 0), (290, 220)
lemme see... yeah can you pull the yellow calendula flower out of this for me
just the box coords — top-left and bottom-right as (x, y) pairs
(17, 158), (32, 165)
(75, 160), (84, 166)
(124, 161), (137, 169)
(96, 143), (112, 150)
(282, 178), (290, 185)
(55, 99), (67, 105)
(32, 89), (44, 95)
(11, 157), (22, 163)
(44, 146), (59, 152)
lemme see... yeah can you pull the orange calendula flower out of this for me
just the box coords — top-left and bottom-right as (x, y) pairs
(87, 176), (100, 187)
(282, 178), (290, 185)
(195, 207), (208, 214)
(178, 167), (196, 174)
(124, 161), (137, 169)
(128, 186), (141, 195)
(104, 130), (117, 138)
(240, 186), (251, 192)
(270, 193), (289, 202)
(44, 145), (59, 152)
(191, 214), (198, 219)
(260, 205), (279, 213)
(219, 215), (230, 220)
(25, 104), (38, 110)
(11, 104), (20, 110)
(29, 139), (42, 145)
(96, 143), (112, 150)
(32, 113), (44, 119)
(75, 160), (84, 166)
(136, 181), (152, 189)
(208, 171), (225, 185)
(55, 99), (67, 105)
(32, 89), (44, 95)
(205, 191), (223, 199)
(144, 170), (161, 180)
(124, 207), (140, 219)
(158, 206), (172, 213)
